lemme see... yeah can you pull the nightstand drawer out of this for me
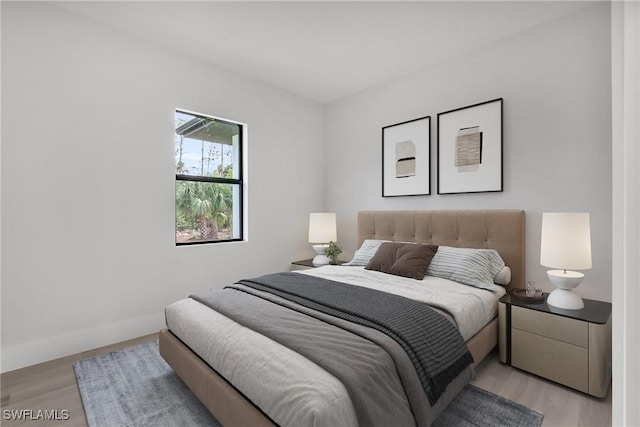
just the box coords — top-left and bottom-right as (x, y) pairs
(512, 305), (588, 348)
(499, 294), (611, 397)
(512, 328), (588, 393)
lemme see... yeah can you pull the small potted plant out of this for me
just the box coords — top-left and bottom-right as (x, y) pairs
(325, 241), (342, 265)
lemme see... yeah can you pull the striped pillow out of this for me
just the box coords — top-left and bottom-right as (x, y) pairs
(343, 239), (391, 266)
(494, 266), (511, 286)
(426, 246), (505, 291)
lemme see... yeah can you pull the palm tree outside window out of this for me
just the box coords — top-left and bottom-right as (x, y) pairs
(175, 110), (244, 244)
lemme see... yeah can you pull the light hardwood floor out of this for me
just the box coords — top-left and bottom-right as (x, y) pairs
(472, 352), (612, 427)
(1, 333), (158, 427)
(1, 336), (611, 427)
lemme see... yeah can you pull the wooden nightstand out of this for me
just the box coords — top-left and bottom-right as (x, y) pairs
(291, 259), (344, 271)
(498, 292), (611, 398)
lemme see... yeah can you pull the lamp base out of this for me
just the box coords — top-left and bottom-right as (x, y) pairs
(312, 244), (330, 266)
(546, 269), (584, 289)
(546, 288), (584, 310)
(546, 270), (585, 310)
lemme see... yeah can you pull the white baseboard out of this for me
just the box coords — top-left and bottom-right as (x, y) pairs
(1, 312), (165, 373)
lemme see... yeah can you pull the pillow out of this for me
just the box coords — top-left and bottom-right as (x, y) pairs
(365, 243), (438, 280)
(484, 249), (507, 280)
(343, 239), (391, 266)
(426, 246), (506, 291)
(494, 266), (512, 286)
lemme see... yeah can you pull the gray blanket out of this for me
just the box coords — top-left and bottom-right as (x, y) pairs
(191, 272), (474, 426)
(237, 272), (474, 405)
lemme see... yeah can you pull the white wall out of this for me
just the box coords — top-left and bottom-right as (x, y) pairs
(1, 2), (325, 371)
(612, 2), (640, 425)
(0, 1), (615, 372)
(324, 3), (612, 303)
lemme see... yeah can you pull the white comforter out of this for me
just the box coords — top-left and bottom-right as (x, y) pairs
(164, 267), (505, 427)
(300, 266), (505, 340)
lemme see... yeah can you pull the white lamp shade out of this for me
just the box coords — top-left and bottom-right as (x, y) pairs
(540, 212), (592, 270)
(308, 213), (337, 243)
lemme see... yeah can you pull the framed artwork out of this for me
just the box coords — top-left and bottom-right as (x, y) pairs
(437, 98), (503, 194)
(382, 116), (431, 197)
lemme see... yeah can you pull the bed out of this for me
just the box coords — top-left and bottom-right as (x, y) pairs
(160, 209), (525, 426)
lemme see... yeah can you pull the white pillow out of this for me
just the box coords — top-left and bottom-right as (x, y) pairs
(494, 266), (512, 286)
(343, 239), (391, 266)
(484, 249), (507, 280)
(426, 246), (506, 291)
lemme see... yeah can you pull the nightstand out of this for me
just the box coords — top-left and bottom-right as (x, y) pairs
(498, 292), (611, 398)
(291, 259), (344, 271)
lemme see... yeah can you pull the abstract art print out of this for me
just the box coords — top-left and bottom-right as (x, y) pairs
(437, 98), (503, 194)
(382, 116), (431, 197)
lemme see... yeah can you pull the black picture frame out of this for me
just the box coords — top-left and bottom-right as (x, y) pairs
(437, 98), (503, 194)
(382, 116), (431, 197)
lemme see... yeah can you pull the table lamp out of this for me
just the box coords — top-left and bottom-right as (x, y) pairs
(308, 213), (337, 266)
(540, 212), (592, 310)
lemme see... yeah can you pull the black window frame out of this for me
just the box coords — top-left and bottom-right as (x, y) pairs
(175, 110), (244, 246)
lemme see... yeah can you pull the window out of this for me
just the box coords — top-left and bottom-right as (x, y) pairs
(175, 110), (243, 245)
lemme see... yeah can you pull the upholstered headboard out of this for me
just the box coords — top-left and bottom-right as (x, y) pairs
(357, 210), (525, 290)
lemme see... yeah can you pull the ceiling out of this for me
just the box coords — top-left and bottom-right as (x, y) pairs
(54, 1), (592, 104)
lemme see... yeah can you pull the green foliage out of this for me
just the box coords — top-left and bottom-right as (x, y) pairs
(325, 241), (342, 264)
(175, 180), (233, 240)
(176, 213), (198, 231)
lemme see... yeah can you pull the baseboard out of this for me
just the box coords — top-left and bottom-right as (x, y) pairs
(1, 312), (164, 373)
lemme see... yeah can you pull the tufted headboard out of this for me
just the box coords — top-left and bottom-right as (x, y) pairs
(357, 210), (525, 291)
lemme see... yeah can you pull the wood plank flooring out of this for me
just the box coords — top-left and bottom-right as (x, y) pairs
(1, 336), (611, 426)
(472, 352), (612, 427)
(1, 333), (158, 427)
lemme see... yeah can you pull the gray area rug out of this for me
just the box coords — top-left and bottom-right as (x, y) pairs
(433, 384), (543, 427)
(74, 340), (543, 427)
(74, 340), (219, 427)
